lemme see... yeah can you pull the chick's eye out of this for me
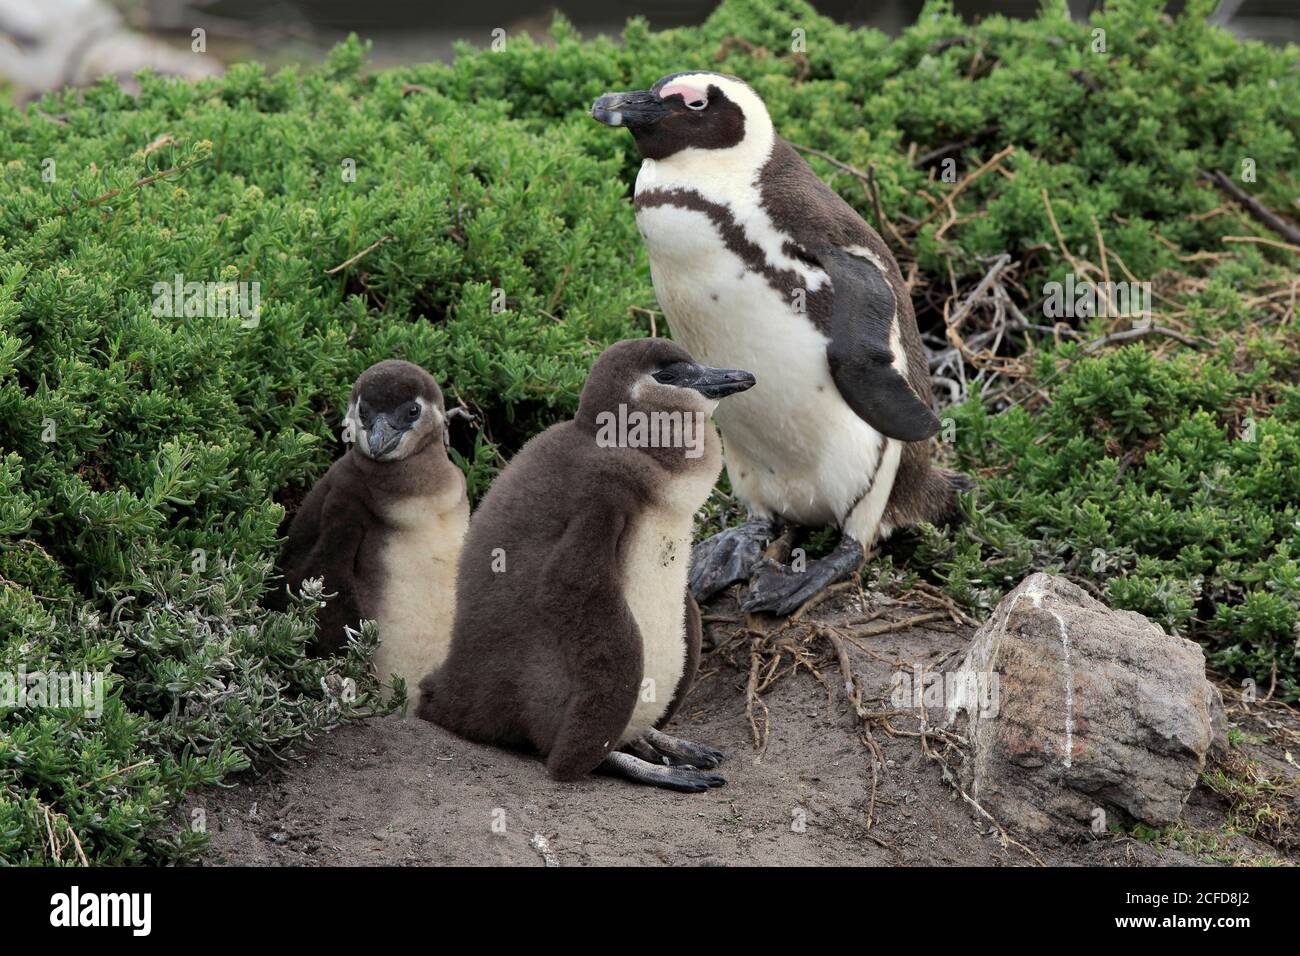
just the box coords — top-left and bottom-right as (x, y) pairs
(652, 369), (678, 385)
(407, 403), (421, 421)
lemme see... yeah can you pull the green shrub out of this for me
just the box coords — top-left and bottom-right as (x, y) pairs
(1, 0), (1297, 863)
(923, 346), (1299, 691)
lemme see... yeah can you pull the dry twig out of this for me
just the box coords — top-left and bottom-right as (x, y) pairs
(324, 235), (393, 275)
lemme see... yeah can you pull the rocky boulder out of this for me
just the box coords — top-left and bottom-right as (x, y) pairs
(942, 572), (1228, 838)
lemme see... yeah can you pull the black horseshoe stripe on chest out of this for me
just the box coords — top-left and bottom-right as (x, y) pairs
(634, 187), (829, 313)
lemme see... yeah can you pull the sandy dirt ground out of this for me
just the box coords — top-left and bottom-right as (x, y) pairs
(198, 590), (1297, 867)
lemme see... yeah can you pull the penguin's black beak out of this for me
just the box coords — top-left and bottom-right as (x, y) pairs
(683, 365), (757, 400)
(367, 414), (404, 459)
(591, 90), (671, 129)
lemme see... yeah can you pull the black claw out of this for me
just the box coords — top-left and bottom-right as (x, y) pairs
(670, 769), (726, 790)
(682, 747), (724, 770)
(741, 563), (813, 616)
(664, 769), (726, 793)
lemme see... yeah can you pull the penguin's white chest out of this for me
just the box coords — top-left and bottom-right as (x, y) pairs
(636, 200), (894, 533)
(617, 468), (715, 744)
(374, 488), (468, 706)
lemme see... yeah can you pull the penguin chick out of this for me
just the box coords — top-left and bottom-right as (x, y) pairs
(592, 72), (968, 616)
(419, 339), (754, 792)
(276, 359), (469, 709)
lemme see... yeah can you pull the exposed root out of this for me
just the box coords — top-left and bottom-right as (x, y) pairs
(897, 580), (981, 628)
(789, 578), (862, 623)
(920, 730), (1044, 866)
(713, 597), (1046, 855)
(718, 590), (948, 828)
(743, 635), (770, 752)
(908, 662), (1045, 866)
(809, 795), (902, 858)
(819, 623), (885, 828)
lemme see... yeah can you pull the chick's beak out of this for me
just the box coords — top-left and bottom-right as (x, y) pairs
(366, 414), (403, 459)
(684, 365), (757, 399)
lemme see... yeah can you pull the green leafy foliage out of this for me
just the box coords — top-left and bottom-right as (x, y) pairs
(1, 0), (1297, 863)
(924, 346), (1300, 696)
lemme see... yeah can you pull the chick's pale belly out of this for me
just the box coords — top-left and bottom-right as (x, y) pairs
(618, 513), (690, 743)
(374, 494), (468, 699)
(616, 457), (717, 744)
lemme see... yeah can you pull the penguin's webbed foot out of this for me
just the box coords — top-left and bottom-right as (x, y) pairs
(689, 517), (775, 602)
(645, 727), (725, 769)
(740, 536), (866, 617)
(623, 730), (724, 769)
(598, 752), (726, 793)
(623, 737), (694, 768)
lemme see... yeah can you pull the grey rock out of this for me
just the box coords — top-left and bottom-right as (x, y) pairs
(943, 572), (1228, 837)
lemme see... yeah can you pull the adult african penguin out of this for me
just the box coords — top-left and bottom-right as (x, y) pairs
(591, 72), (965, 615)
(418, 339), (754, 792)
(275, 360), (469, 709)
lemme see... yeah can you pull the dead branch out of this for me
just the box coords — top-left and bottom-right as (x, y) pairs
(1202, 169), (1300, 246)
(1081, 324), (1210, 352)
(908, 145), (1016, 233)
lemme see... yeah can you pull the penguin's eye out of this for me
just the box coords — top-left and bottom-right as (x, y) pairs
(652, 368), (679, 385)
(406, 402), (421, 421)
(661, 82), (708, 111)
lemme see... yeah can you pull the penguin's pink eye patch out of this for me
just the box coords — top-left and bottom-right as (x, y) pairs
(660, 82), (708, 110)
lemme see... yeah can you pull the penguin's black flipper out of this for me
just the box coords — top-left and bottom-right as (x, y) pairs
(805, 245), (941, 443)
(279, 479), (367, 655)
(537, 503), (642, 782)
